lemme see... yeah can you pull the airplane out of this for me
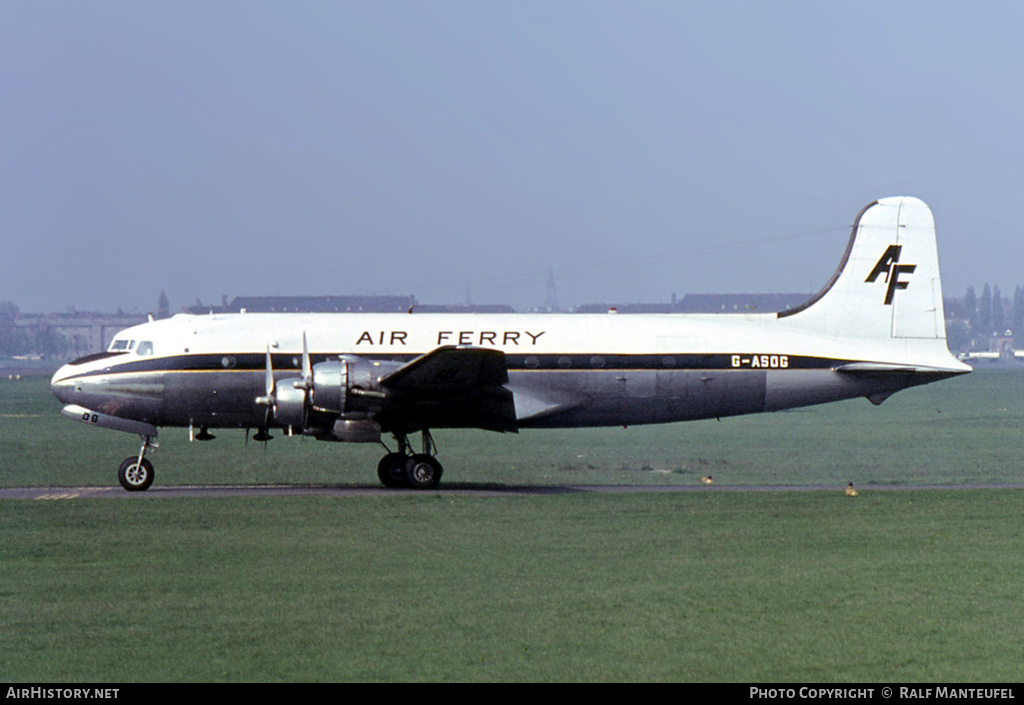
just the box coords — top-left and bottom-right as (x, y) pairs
(50, 196), (971, 491)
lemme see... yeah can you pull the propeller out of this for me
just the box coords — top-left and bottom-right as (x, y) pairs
(253, 334), (313, 441)
(253, 346), (275, 441)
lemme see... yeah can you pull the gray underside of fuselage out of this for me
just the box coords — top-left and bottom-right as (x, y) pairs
(61, 367), (920, 433)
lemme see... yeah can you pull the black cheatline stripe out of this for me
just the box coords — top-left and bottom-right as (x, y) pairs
(57, 352), (852, 381)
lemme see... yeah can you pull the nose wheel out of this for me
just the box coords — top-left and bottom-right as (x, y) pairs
(118, 436), (157, 491)
(376, 430), (444, 489)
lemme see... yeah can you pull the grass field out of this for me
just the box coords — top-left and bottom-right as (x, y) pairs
(2, 368), (1024, 682)
(4, 367), (1024, 489)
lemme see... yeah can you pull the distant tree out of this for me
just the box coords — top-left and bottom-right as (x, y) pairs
(1013, 286), (1024, 337)
(993, 285), (1005, 336)
(0, 313), (29, 356)
(945, 319), (971, 352)
(963, 286), (978, 337)
(979, 284), (993, 337)
(33, 326), (68, 360)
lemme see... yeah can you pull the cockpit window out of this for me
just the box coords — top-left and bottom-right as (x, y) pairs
(137, 341), (154, 356)
(108, 339), (147, 353)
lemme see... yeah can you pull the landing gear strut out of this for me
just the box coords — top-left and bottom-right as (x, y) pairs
(118, 435), (157, 492)
(376, 430), (443, 490)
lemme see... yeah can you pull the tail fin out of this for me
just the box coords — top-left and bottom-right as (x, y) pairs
(778, 197), (947, 341)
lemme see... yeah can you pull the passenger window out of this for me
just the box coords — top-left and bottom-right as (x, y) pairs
(137, 341), (154, 356)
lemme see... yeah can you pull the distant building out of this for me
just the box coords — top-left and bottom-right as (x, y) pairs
(157, 290), (170, 319)
(410, 303), (516, 313)
(185, 294), (417, 314)
(544, 270), (559, 312)
(575, 293), (811, 314)
(13, 312), (147, 359)
(183, 295), (518, 315)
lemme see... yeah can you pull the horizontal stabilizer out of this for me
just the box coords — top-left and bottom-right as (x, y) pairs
(834, 362), (963, 374)
(834, 361), (970, 406)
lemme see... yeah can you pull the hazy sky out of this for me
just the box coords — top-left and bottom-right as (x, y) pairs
(2, 1), (1021, 313)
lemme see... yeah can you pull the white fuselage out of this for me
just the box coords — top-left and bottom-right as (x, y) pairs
(50, 309), (968, 433)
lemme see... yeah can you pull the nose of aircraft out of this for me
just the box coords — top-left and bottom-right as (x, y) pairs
(50, 364), (76, 404)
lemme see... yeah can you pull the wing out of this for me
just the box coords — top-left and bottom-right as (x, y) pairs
(377, 346), (517, 433)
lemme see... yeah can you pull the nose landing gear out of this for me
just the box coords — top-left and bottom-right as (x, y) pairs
(118, 435), (157, 492)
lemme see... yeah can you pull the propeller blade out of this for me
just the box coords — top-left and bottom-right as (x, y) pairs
(255, 346), (276, 408)
(301, 332), (312, 388)
(265, 347), (275, 398)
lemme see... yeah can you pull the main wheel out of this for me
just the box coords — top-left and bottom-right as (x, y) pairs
(404, 454), (443, 490)
(377, 453), (409, 488)
(118, 457), (154, 492)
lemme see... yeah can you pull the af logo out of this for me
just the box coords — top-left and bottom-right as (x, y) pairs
(865, 245), (916, 305)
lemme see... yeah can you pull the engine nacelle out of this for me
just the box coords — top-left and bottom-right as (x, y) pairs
(327, 418), (382, 443)
(310, 355), (401, 417)
(272, 382), (308, 429)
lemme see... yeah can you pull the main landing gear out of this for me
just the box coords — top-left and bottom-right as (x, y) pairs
(112, 430), (444, 492)
(377, 430), (444, 490)
(118, 435), (157, 492)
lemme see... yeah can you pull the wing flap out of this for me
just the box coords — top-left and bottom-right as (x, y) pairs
(378, 347), (517, 433)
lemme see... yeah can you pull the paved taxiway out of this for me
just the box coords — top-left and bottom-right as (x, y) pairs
(4, 483), (1024, 500)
